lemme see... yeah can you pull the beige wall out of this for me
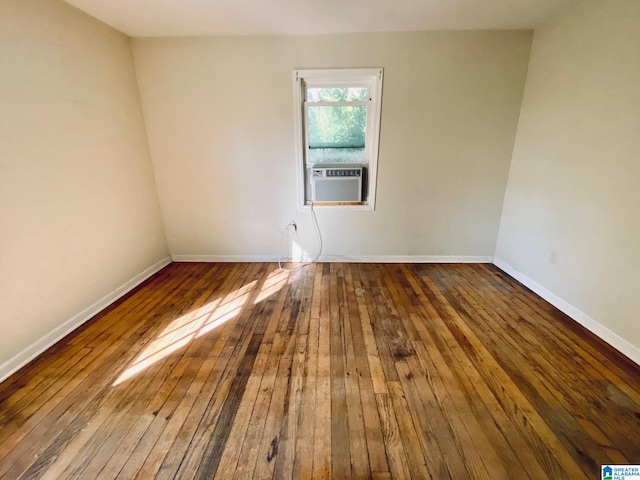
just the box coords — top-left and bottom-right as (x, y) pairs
(132, 31), (532, 259)
(0, 0), (168, 368)
(495, 1), (640, 353)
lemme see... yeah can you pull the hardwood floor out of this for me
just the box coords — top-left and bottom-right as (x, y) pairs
(1, 262), (639, 479)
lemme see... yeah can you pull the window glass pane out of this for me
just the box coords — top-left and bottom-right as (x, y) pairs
(308, 147), (365, 163)
(307, 104), (367, 163)
(306, 87), (368, 102)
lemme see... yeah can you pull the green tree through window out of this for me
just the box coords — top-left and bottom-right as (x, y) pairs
(306, 87), (368, 163)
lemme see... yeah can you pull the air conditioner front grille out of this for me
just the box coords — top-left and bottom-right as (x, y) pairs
(310, 167), (363, 202)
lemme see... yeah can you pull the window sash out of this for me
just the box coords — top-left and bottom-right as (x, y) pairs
(304, 100), (370, 107)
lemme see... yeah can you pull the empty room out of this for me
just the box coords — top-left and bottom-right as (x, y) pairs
(1, 0), (639, 478)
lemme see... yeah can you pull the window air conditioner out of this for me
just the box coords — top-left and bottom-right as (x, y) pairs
(310, 167), (363, 203)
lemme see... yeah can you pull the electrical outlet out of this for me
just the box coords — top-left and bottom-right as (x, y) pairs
(549, 249), (558, 265)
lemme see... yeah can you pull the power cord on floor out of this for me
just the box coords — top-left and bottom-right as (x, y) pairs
(278, 202), (323, 272)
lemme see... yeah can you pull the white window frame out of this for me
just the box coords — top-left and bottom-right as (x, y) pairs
(293, 68), (383, 211)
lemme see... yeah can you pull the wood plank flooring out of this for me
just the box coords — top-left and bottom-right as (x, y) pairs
(1, 262), (639, 479)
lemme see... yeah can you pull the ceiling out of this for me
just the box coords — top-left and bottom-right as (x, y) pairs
(63, 0), (585, 37)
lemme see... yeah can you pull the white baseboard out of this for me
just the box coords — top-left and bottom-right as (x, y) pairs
(171, 254), (493, 264)
(171, 255), (279, 262)
(493, 258), (640, 367)
(317, 255), (494, 263)
(0, 256), (172, 383)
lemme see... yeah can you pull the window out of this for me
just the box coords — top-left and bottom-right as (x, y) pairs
(293, 69), (383, 210)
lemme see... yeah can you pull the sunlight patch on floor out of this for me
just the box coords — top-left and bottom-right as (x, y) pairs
(113, 279), (259, 386)
(113, 267), (293, 387)
(254, 269), (291, 304)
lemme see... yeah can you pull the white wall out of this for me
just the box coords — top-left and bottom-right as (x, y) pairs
(495, 1), (640, 358)
(132, 31), (532, 260)
(0, 0), (169, 371)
